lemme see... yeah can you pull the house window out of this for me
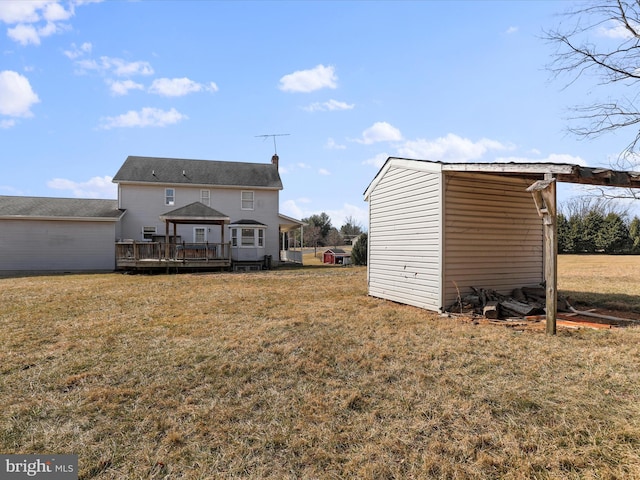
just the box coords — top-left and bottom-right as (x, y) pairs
(165, 188), (175, 206)
(142, 226), (157, 240)
(194, 227), (206, 243)
(231, 227), (266, 248)
(241, 191), (254, 210)
(200, 190), (210, 206)
(241, 228), (255, 246)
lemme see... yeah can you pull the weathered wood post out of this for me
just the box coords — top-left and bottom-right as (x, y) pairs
(526, 176), (557, 335)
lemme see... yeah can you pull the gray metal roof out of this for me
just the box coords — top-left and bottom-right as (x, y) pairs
(365, 158), (640, 199)
(113, 156), (283, 189)
(0, 196), (123, 220)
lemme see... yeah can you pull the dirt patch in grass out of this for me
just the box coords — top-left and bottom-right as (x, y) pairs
(1, 260), (640, 479)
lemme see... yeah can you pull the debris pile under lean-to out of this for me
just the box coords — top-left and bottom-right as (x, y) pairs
(446, 285), (571, 320)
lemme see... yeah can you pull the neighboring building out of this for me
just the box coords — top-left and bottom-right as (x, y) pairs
(0, 154), (304, 274)
(363, 157), (640, 313)
(0, 196), (124, 274)
(322, 248), (351, 265)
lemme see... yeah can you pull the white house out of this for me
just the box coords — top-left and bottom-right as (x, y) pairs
(0, 154), (304, 274)
(364, 157), (640, 318)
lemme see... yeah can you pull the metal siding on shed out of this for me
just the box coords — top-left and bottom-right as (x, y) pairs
(442, 173), (543, 308)
(368, 166), (442, 310)
(0, 219), (116, 272)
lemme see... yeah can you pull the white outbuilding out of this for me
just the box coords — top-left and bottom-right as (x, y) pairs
(363, 158), (640, 333)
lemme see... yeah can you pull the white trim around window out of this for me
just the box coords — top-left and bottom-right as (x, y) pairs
(200, 189), (210, 206)
(241, 191), (254, 210)
(230, 226), (266, 247)
(194, 227), (207, 243)
(142, 226), (157, 240)
(165, 188), (175, 206)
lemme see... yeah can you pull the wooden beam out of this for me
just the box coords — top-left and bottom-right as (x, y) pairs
(527, 176), (557, 335)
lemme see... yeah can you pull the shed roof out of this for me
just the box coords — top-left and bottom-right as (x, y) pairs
(324, 248), (349, 255)
(113, 156), (283, 189)
(364, 158), (640, 199)
(0, 195), (123, 221)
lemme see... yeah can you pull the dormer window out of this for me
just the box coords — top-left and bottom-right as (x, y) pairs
(165, 188), (175, 206)
(241, 191), (254, 210)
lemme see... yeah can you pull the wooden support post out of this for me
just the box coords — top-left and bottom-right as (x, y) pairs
(527, 176), (557, 335)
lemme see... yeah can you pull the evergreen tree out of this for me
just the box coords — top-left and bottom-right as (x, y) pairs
(351, 233), (368, 266)
(630, 217), (640, 253)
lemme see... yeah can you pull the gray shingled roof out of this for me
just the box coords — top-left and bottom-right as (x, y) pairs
(160, 202), (229, 220)
(113, 156), (283, 189)
(0, 196), (123, 219)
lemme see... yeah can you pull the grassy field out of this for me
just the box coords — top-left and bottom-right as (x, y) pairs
(1, 255), (639, 479)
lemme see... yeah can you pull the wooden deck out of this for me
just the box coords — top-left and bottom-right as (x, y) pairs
(116, 241), (232, 272)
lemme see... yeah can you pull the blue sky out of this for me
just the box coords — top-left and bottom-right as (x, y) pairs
(1, 0), (638, 229)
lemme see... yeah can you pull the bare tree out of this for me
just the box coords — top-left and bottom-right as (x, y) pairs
(303, 225), (322, 256)
(545, 0), (640, 199)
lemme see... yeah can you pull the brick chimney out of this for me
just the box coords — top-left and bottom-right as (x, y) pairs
(271, 154), (279, 169)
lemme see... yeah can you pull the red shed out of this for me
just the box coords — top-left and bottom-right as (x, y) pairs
(322, 248), (351, 265)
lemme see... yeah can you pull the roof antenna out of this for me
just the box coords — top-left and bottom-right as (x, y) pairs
(255, 133), (290, 155)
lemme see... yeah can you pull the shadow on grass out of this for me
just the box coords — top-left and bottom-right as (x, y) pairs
(561, 290), (640, 316)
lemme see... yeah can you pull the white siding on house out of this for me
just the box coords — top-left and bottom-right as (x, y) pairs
(118, 183), (281, 262)
(0, 219), (116, 273)
(442, 172), (543, 308)
(368, 166), (442, 310)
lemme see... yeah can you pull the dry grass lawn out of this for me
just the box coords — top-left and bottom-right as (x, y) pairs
(1, 255), (639, 479)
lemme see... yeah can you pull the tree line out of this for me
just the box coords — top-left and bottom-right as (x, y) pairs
(300, 213), (364, 250)
(558, 200), (640, 254)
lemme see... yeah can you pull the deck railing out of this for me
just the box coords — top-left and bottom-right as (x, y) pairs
(116, 241), (231, 267)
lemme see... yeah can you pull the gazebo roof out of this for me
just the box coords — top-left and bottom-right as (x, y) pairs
(159, 202), (230, 224)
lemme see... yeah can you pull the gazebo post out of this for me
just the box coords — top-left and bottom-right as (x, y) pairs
(165, 221), (170, 260)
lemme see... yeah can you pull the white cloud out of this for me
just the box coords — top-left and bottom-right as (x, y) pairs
(149, 77), (218, 97)
(63, 41), (92, 59)
(304, 99), (354, 112)
(318, 168), (331, 176)
(7, 24), (41, 45)
(47, 175), (117, 198)
(598, 21), (636, 39)
(75, 56), (154, 77)
(279, 64), (337, 93)
(356, 122), (403, 145)
(362, 152), (390, 169)
(506, 26), (518, 34)
(0, 1), (50, 24)
(397, 133), (511, 162)
(99, 107), (187, 129)
(108, 79), (144, 96)
(325, 137), (346, 150)
(0, 70), (40, 117)
(43, 1), (73, 22)
(0, 0), (75, 46)
(280, 199), (306, 219)
(0, 119), (16, 128)
(326, 203), (369, 232)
